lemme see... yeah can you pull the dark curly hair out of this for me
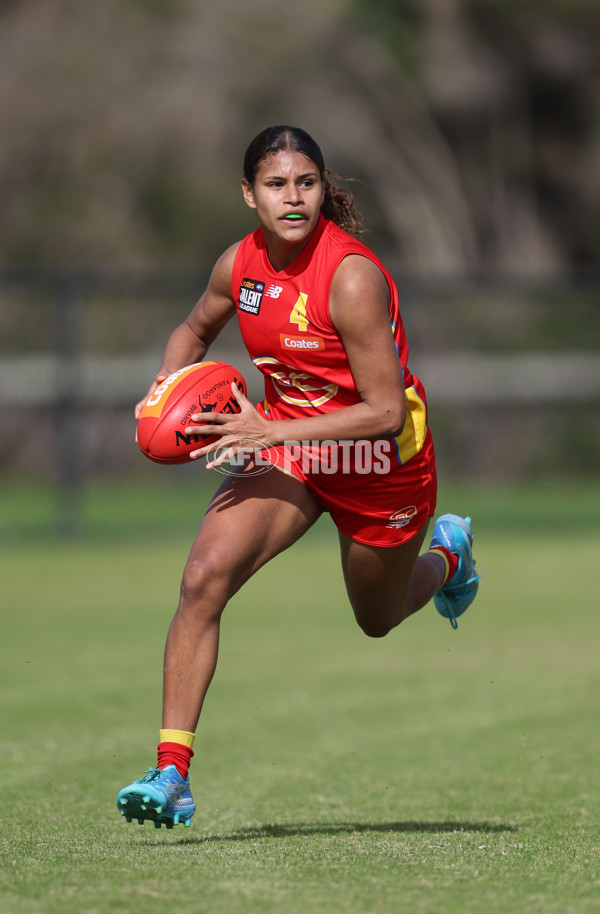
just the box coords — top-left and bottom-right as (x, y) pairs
(243, 125), (364, 235)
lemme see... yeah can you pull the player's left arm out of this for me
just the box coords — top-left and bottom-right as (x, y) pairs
(328, 254), (406, 438)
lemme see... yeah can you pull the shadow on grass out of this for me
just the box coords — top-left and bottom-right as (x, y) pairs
(162, 820), (518, 845)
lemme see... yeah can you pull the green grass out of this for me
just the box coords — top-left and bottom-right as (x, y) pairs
(1, 477), (599, 913)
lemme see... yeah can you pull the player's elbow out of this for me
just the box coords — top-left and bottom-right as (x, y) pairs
(379, 400), (405, 438)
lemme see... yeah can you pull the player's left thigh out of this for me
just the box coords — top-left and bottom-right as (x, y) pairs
(339, 519), (430, 636)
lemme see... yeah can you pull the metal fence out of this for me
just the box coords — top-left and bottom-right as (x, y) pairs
(1, 270), (599, 533)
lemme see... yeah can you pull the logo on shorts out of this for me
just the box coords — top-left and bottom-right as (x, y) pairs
(386, 505), (418, 529)
(239, 278), (265, 315)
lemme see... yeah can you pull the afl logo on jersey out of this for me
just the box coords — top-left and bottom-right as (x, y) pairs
(239, 278), (265, 315)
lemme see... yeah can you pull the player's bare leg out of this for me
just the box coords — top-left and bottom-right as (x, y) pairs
(162, 462), (322, 733)
(338, 520), (445, 637)
(117, 463), (321, 827)
(339, 513), (480, 636)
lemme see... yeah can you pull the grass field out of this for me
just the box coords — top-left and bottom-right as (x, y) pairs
(1, 476), (599, 913)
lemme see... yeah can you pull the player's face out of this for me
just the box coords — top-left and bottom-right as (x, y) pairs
(242, 149), (326, 255)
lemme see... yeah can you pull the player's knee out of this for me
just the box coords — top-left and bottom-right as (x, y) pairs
(179, 552), (231, 613)
(354, 602), (409, 638)
(356, 615), (396, 638)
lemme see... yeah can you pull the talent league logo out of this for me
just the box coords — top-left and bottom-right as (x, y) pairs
(239, 278), (265, 315)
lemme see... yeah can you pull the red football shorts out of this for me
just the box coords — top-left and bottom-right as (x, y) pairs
(260, 430), (437, 547)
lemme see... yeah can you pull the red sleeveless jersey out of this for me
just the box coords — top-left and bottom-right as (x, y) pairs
(231, 215), (428, 465)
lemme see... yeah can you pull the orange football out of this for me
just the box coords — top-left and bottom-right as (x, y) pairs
(137, 361), (247, 464)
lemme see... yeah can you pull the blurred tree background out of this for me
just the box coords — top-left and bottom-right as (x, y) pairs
(0, 0), (597, 273)
(0, 0), (598, 526)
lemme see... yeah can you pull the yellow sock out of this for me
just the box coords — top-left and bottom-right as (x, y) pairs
(160, 729), (195, 749)
(427, 547), (451, 586)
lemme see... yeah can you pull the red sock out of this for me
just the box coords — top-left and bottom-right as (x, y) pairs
(428, 545), (459, 586)
(157, 742), (194, 779)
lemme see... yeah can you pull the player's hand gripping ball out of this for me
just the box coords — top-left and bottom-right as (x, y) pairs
(137, 361), (247, 464)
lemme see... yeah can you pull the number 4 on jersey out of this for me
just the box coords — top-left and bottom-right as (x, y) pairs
(289, 293), (309, 332)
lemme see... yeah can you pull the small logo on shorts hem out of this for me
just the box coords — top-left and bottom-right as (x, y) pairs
(386, 505), (418, 529)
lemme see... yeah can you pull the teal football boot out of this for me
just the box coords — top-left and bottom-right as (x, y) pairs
(430, 514), (481, 629)
(116, 765), (195, 829)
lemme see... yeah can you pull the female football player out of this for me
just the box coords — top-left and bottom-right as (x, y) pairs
(116, 126), (480, 828)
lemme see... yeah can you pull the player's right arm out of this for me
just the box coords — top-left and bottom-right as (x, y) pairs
(135, 242), (240, 417)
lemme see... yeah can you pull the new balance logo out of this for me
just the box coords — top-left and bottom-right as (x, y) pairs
(265, 285), (283, 299)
